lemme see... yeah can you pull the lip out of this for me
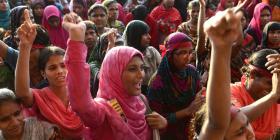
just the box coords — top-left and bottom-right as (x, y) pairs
(134, 81), (142, 90)
(56, 76), (66, 81)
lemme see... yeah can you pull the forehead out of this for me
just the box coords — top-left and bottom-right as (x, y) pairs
(45, 55), (64, 66)
(175, 46), (193, 51)
(92, 8), (106, 14)
(127, 56), (143, 66)
(86, 28), (97, 33)
(48, 16), (60, 21)
(108, 2), (118, 7)
(261, 8), (271, 14)
(0, 102), (20, 117)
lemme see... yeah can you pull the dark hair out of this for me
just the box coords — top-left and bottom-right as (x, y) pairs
(88, 4), (107, 17)
(0, 88), (20, 106)
(261, 22), (280, 48)
(31, 1), (45, 10)
(10, 6), (28, 40)
(38, 46), (65, 71)
(241, 49), (278, 77)
(34, 25), (51, 46)
(187, 0), (199, 10)
(123, 20), (150, 52)
(83, 20), (97, 32)
(131, 5), (148, 21)
(102, 0), (117, 9)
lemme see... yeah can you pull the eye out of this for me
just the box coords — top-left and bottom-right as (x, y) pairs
(14, 110), (21, 117)
(48, 65), (56, 70)
(128, 67), (137, 72)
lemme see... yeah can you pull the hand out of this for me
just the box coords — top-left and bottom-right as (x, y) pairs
(204, 8), (243, 51)
(146, 112), (167, 129)
(17, 9), (37, 49)
(266, 54), (280, 100)
(107, 29), (117, 44)
(62, 12), (85, 42)
(186, 88), (206, 114)
(266, 54), (280, 73)
(107, 29), (117, 51)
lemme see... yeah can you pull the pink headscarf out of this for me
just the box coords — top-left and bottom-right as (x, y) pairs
(216, 0), (236, 12)
(247, 3), (271, 44)
(97, 46), (151, 140)
(42, 5), (69, 49)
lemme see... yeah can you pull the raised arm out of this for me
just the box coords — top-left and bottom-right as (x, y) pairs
(15, 9), (37, 107)
(63, 13), (106, 128)
(199, 8), (244, 140)
(195, 0), (207, 58)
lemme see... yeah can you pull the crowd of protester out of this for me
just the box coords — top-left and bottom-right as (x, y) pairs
(1, 0), (280, 139)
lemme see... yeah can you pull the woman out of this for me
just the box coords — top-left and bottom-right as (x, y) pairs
(63, 13), (167, 139)
(262, 0), (280, 22)
(42, 5), (68, 49)
(123, 20), (161, 95)
(0, 88), (61, 140)
(4, 5), (28, 49)
(216, 0), (235, 12)
(69, 0), (88, 20)
(150, 0), (182, 44)
(125, 5), (159, 48)
(103, 0), (125, 35)
(246, 3), (271, 45)
(31, 1), (44, 25)
(231, 49), (279, 139)
(147, 32), (203, 140)
(177, 0), (200, 47)
(199, 5), (280, 140)
(88, 28), (124, 97)
(261, 21), (280, 51)
(0, 0), (10, 29)
(15, 10), (85, 139)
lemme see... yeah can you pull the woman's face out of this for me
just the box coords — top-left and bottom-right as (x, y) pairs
(73, 2), (84, 16)
(140, 33), (151, 48)
(48, 16), (60, 28)
(249, 75), (272, 100)
(42, 55), (67, 87)
(89, 8), (107, 29)
(122, 56), (145, 96)
(108, 3), (119, 20)
(33, 4), (44, 17)
(241, 14), (248, 30)
(225, 112), (255, 140)
(268, 29), (280, 47)
(171, 46), (193, 70)
(260, 9), (271, 29)
(188, 6), (199, 21)
(85, 28), (98, 48)
(0, 0), (8, 11)
(0, 102), (24, 138)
